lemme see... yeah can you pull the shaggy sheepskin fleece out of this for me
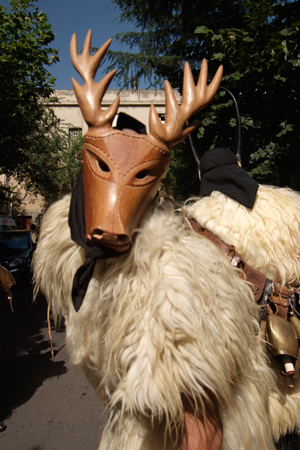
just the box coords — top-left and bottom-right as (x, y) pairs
(185, 185), (300, 286)
(185, 185), (300, 440)
(34, 195), (276, 450)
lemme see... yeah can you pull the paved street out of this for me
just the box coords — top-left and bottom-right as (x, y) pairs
(0, 285), (106, 450)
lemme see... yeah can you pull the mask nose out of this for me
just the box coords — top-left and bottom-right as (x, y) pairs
(88, 228), (130, 252)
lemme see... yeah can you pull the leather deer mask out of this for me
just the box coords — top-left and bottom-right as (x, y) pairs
(70, 30), (223, 253)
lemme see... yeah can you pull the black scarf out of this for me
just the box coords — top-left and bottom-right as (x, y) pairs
(200, 147), (258, 209)
(68, 171), (119, 311)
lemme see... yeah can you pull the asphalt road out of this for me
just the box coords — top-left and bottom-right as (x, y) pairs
(0, 284), (106, 450)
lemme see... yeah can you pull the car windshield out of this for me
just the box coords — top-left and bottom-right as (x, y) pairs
(0, 232), (31, 257)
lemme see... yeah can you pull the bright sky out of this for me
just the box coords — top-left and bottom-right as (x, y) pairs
(1, 0), (139, 89)
(39, 0), (138, 89)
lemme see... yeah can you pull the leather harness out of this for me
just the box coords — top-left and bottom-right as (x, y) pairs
(188, 218), (300, 384)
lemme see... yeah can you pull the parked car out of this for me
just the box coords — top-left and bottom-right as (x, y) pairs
(0, 216), (17, 231)
(0, 230), (38, 283)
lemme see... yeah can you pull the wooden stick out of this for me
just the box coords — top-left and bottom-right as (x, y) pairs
(47, 303), (54, 358)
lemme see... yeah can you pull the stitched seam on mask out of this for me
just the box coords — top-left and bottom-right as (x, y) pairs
(100, 190), (122, 230)
(122, 158), (169, 178)
(85, 142), (169, 179)
(85, 153), (114, 184)
(84, 144), (122, 178)
(123, 184), (156, 190)
(85, 133), (169, 155)
(85, 154), (123, 230)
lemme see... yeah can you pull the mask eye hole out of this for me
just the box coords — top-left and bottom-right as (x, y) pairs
(135, 169), (149, 179)
(98, 159), (110, 172)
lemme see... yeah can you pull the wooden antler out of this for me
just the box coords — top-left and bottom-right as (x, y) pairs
(70, 30), (120, 131)
(149, 60), (223, 148)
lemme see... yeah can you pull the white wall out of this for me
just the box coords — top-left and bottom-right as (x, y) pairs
(51, 88), (181, 133)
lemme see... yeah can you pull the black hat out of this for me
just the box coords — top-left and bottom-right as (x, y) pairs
(200, 147), (258, 209)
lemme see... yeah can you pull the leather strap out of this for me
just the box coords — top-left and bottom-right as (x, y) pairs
(241, 262), (267, 302)
(188, 219), (266, 302)
(267, 284), (295, 320)
(189, 220), (242, 267)
(188, 218), (300, 382)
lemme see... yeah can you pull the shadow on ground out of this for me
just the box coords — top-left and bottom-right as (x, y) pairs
(0, 284), (67, 421)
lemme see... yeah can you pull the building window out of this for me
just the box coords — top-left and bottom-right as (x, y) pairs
(69, 128), (82, 145)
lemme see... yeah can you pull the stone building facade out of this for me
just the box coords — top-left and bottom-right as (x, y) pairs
(50, 88), (174, 136)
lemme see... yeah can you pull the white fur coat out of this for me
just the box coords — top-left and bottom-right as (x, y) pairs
(186, 185), (300, 287)
(34, 195), (276, 450)
(186, 185), (300, 441)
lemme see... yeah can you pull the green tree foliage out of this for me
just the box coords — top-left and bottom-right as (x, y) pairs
(17, 107), (82, 206)
(0, 106), (82, 211)
(0, 178), (22, 216)
(58, 133), (83, 198)
(109, 0), (300, 193)
(0, 0), (61, 204)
